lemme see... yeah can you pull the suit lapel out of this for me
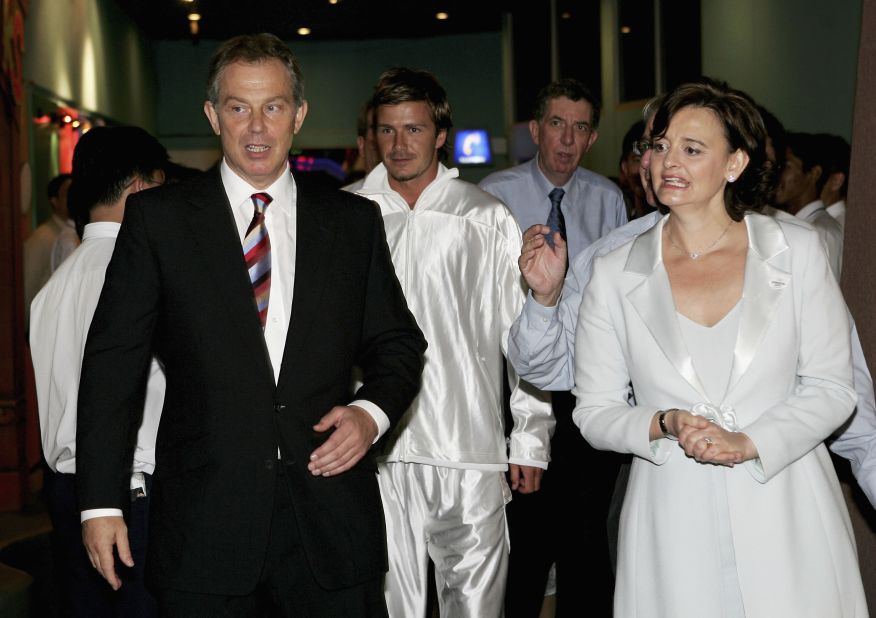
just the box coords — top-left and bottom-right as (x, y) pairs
(726, 213), (790, 392)
(182, 169), (274, 377)
(625, 216), (710, 400)
(276, 181), (336, 385)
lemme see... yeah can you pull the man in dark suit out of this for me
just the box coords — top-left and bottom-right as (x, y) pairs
(76, 33), (425, 616)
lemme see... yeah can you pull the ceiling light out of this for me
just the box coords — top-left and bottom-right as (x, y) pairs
(328, 0), (339, 4)
(63, 115), (72, 123)
(436, 12), (449, 20)
(620, 26), (631, 34)
(297, 27), (311, 35)
(187, 12), (201, 21)
(561, 11), (571, 19)
(71, 120), (81, 128)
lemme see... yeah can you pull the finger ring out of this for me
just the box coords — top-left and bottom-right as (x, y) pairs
(703, 436), (714, 445)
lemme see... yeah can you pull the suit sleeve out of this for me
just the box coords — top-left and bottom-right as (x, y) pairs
(76, 195), (160, 510)
(352, 206), (426, 430)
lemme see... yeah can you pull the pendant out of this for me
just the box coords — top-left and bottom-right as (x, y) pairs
(688, 251), (700, 259)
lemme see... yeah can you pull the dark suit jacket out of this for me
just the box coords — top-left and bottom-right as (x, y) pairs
(76, 168), (425, 595)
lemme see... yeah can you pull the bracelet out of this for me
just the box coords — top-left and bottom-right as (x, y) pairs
(659, 410), (678, 441)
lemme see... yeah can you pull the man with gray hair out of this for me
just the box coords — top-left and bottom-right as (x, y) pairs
(76, 34), (425, 616)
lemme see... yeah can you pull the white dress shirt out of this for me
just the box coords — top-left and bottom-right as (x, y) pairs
(30, 222), (165, 477)
(826, 199), (846, 231)
(220, 160), (389, 434)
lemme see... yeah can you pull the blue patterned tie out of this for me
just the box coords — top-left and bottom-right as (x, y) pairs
(545, 187), (566, 248)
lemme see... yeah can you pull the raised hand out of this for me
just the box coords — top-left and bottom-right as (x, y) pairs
(518, 224), (567, 307)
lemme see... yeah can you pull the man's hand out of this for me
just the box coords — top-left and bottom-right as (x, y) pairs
(81, 516), (132, 590)
(509, 464), (544, 494)
(518, 224), (567, 307)
(308, 405), (378, 476)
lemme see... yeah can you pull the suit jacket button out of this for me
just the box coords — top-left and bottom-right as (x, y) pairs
(274, 403), (286, 414)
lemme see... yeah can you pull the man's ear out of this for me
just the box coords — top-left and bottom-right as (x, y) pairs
(828, 171), (846, 191)
(529, 119), (540, 146)
(204, 101), (220, 136)
(436, 128), (447, 151)
(585, 129), (599, 152)
(293, 100), (308, 135)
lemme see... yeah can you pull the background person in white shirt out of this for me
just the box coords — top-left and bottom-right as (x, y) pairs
(30, 125), (168, 617)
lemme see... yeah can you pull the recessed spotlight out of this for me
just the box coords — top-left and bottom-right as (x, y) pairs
(187, 12), (201, 21)
(436, 12), (449, 20)
(71, 120), (81, 128)
(620, 26), (631, 34)
(561, 11), (571, 19)
(328, 0), (339, 4)
(297, 27), (311, 36)
(63, 115), (72, 123)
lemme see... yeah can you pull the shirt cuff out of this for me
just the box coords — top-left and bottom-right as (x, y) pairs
(524, 290), (561, 324)
(81, 508), (123, 523)
(508, 456), (549, 470)
(349, 399), (390, 443)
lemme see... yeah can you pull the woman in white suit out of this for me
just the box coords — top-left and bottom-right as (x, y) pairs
(573, 80), (867, 617)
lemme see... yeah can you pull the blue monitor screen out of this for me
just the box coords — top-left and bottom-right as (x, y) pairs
(454, 129), (492, 166)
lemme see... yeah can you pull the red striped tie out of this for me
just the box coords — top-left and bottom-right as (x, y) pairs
(244, 192), (272, 328)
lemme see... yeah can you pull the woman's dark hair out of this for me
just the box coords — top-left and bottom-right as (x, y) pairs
(651, 78), (775, 221)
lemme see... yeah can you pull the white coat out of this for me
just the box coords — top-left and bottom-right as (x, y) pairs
(573, 213), (867, 617)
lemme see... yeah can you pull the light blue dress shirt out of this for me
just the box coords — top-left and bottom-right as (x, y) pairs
(479, 157), (628, 260)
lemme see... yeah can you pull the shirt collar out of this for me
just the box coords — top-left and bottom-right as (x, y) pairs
(220, 159), (296, 214)
(530, 155), (574, 195)
(81, 221), (121, 241)
(796, 199), (825, 220)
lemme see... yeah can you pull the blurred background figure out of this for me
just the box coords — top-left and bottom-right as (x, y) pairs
(815, 132), (851, 232)
(618, 119), (653, 220)
(343, 99), (380, 191)
(775, 131), (844, 278)
(23, 174), (72, 322)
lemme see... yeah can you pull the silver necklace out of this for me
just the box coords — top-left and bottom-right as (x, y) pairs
(667, 218), (733, 260)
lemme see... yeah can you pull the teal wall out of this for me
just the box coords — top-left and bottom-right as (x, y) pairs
(155, 0), (864, 182)
(701, 0), (861, 138)
(156, 33), (505, 182)
(590, 0), (862, 179)
(23, 0), (159, 130)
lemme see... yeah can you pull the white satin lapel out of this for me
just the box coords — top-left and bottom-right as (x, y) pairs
(727, 214), (791, 392)
(625, 216), (710, 400)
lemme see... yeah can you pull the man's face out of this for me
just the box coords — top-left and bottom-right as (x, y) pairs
(376, 101), (445, 187)
(775, 148), (818, 212)
(358, 108), (381, 174)
(639, 115), (657, 207)
(50, 177), (73, 219)
(620, 150), (643, 198)
(203, 59), (307, 189)
(529, 96), (599, 187)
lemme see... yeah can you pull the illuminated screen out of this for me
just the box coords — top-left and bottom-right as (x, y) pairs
(454, 129), (492, 166)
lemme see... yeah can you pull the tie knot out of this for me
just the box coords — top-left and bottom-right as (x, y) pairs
(549, 188), (565, 206)
(251, 192), (273, 214)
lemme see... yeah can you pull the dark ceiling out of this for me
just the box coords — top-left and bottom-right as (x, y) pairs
(113, 0), (506, 42)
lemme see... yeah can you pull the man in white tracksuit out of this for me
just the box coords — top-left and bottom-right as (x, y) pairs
(357, 67), (554, 617)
